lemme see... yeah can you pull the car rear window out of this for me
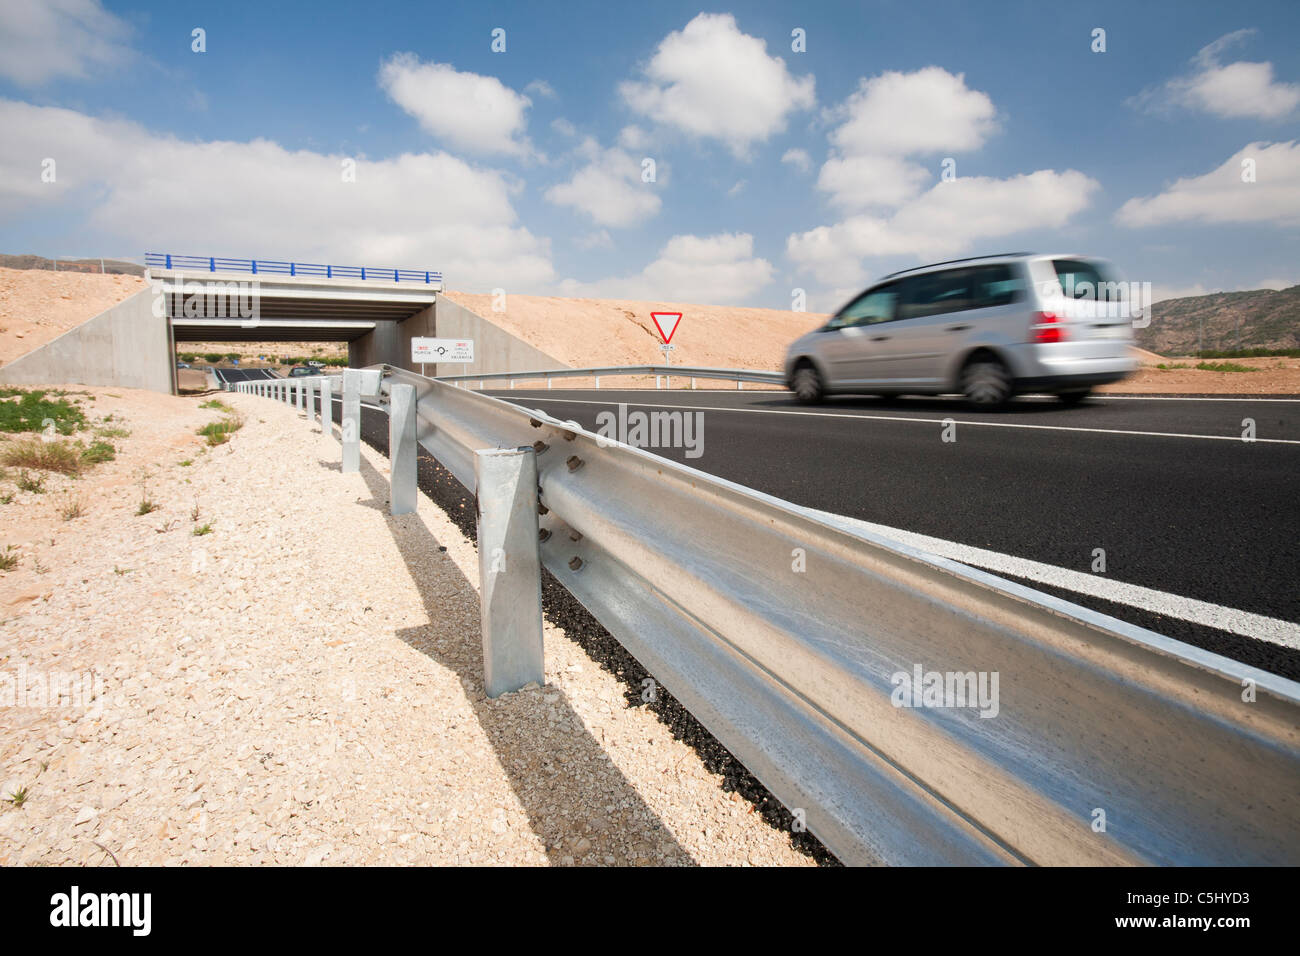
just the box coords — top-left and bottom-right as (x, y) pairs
(1051, 259), (1122, 301)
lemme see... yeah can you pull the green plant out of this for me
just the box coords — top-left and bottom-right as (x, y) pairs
(2, 784), (28, 806)
(203, 352), (224, 363)
(192, 523), (213, 536)
(113, 565), (132, 575)
(197, 415), (243, 446)
(1155, 363), (1190, 370)
(2, 439), (82, 475)
(60, 495), (85, 521)
(199, 399), (232, 412)
(80, 440), (116, 465)
(0, 545), (18, 571)
(16, 471), (46, 493)
(0, 492), (13, 505)
(1195, 347), (1300, 359)
(190, 501), (201, 522)
(136, 482), (159, 515)
(0, 388), (86, 435)
(179, 459), (193, 467)
(95, 426), (131, 439)
(1195, 361), (1259, 373)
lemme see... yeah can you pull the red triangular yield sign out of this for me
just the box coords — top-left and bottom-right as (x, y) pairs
(650, 312), (682, 344)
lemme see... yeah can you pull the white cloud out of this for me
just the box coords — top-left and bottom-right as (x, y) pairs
(727, 180), (745, 197)
(0, 0), (133, 86)
(378, 54), (535, 157)
(828, 67), (997, 158)
(0, 99), (555, 291)
(1257, 276), (1299, 291)
(814, 68), (994, 210)
(551, 117), (576, 137)
(618, 125), (651, 151)
(559, 232), (774, 303)
(574, 230), (612, 250)
(619, 13), (814, 158)
(544, 142), (661, 228)
(816, 154), (930, 210)
(524, 79), (557, 99)
(788, 170), (1100, 285)
(788, 68), (1091, 286)
(1129, 30), (1300, 120)
(1116, 141), (1300, 227)
(781, 148), (812, 173)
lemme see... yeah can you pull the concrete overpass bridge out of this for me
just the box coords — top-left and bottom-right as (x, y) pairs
(0, 253), (564, 394)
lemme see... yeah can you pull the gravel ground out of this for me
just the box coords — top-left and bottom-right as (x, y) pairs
(0, 390), (824, 866)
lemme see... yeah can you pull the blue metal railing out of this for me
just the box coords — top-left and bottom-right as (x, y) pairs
(145, 253), (442, 285)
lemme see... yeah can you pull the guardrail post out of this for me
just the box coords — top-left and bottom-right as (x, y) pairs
(320, 376), (333, 431)
(342, 370), (361, 473)
(296, 380), (305, 412)
(474, 447), (544, 698)
(595, 376), (600, 389)
(737, 380), (743, 390)
(691, 377), (697, 389)
(388, 383), (417, 516)
(656, 375), (662, 389)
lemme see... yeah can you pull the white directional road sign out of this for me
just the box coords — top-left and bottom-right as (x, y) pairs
(412, 338), (474, 363)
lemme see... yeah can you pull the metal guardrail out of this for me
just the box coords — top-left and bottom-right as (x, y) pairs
(436, 364), (786, 390)
(145, 252), (443, 288)
(233, 366), (1300, 866)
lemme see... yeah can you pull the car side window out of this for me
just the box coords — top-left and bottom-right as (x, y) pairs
(970, 264), (1024, 307)
(897, 269), (974, 320)
(830, 284), (899, 328)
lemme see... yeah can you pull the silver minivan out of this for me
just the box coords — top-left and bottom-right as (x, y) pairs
(784, 253), (1139, 406)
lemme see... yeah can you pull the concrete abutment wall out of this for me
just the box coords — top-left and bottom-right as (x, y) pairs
(0, 289), (173, 393)
(348, 297), (567, 377)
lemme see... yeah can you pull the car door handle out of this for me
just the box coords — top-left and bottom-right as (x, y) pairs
(946, 324), (971, 332)
(871, 335), (890, 342)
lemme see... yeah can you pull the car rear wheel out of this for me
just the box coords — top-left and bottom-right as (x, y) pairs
(1057, 388), (1092, 405)
(961, 356), (1011, 407)
(792, 365), (824, 404)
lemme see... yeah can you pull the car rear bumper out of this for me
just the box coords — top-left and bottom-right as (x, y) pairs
(1006, 345), (1137, 391)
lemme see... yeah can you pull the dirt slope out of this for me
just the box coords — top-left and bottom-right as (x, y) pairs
(0, 268), (146, 366)
(441, 292), (826, 373)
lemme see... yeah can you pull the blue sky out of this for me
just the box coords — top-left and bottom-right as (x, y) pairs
(1, 0), (1297, 311)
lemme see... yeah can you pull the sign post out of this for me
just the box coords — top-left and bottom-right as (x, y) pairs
(651, 313), (682, 390)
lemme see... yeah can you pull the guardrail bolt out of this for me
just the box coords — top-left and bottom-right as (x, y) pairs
(538, 528), (551, 542)
(568, 556), (584, 571)
(532, 440), (548, 454)
(529, 418), (542, 428)
(568, 530), (583, 542)
(538, 504), (549, 515)
(562, 430), (576, 441)
(566, 455), (584, 472)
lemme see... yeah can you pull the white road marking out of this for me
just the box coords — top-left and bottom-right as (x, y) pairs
(515, 396), (1300, 444)
(803, 508), (1300, 650)
(1097, 395), (1300, 403)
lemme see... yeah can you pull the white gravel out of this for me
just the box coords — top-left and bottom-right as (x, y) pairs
(0, 389), (815, 866)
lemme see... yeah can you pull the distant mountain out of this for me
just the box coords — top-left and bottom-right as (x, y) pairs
(1140, 286), (1300, 355)
(0, 253), (144, 276)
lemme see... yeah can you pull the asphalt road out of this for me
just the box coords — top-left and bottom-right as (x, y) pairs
(210, 367), (279, 384)
(482, 388), (1300, 678)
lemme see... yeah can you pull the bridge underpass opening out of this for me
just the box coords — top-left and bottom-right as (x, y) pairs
(155, 268), (438, 388)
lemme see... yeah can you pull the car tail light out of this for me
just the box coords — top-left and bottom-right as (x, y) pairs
(1031, 311), (1067, 343)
